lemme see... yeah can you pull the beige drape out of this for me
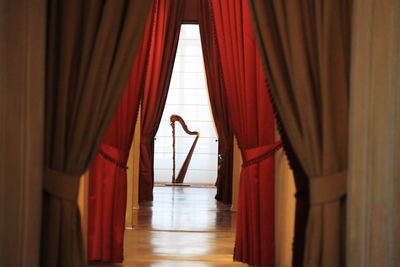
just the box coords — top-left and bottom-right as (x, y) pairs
(248, 1), (352, 266)
(42, 1), (151, 266)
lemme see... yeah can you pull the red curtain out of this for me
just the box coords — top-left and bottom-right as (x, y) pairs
(139, 0), (185, 203)
(210, 0), (281, 266)
(198, 0), (234, 205)
(87, 6), (154, 262)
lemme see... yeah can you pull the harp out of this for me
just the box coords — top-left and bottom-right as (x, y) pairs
(170, 114), (200, 184)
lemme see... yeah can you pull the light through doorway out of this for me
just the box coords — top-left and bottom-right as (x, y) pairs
(154, 24), (218, 185)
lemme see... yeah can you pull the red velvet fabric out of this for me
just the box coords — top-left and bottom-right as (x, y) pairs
(88, 145), (128, 262)
(139, 0), (185, 203)
(198, 0), (233, 205)
(87, 8), (153, 262)
(210, 0), (279, 265)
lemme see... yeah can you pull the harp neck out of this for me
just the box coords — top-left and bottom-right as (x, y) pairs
(170, 114), (199, 136)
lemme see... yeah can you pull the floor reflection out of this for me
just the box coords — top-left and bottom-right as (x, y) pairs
(91, 186), (247, 267)
(150, 231), (213, 256)
(135, 186), (235, 232)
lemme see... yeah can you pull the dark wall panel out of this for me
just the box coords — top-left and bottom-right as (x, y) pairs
(183, 0), (199, 23)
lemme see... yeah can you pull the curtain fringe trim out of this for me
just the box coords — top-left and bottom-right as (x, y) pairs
(99, 150), (128, 169)
(242, 142), (283, 168)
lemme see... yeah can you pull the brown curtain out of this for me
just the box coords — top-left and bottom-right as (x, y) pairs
(42, 1), (151, 266)
(87, 7), (154, 261)
(248, 1), (352, 267)
(139, 0), (185, 203)
(198, 0), (234, 205)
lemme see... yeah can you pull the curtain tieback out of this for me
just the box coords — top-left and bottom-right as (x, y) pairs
(241, 141), (282, 168)
(309, 170), (347, 205)
(43, 168), (81, 201)
(98, 143), (129, 169)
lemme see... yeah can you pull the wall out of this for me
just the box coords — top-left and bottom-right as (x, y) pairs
(182, 0), (199, 23)
(230, 137), (242, 211)
(275, 143), (295, 267)
(125, 107), (141, 228)
(78, 173), (89, 251)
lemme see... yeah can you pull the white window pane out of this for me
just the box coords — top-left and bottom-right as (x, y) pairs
(166, 89), (209, 105)
(155, 137), (218, 154)
(157, 121), (218, 137)
(172, 62), (202, 73)
(155, 25), (218, 184)
(161, 105), (213, 121)
(180, 24), (201, 39)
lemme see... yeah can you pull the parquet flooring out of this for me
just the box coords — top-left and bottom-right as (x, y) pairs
(89, 186), (247, 267)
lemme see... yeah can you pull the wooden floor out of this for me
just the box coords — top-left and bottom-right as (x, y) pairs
(90, 186), (247, 267)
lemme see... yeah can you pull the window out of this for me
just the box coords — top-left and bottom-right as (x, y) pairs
(154, 24), (218, 184)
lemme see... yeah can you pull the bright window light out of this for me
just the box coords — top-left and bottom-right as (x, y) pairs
(154, 24), (218, 184)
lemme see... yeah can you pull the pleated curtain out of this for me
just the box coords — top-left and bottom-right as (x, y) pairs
(248, 1), (352, 266)
(139, 0), (185, 203)
(210, 0), (282, 265)
(198, 0), (234, 205)
(87, 5), (154, 262)
(42, 1), (151, 266)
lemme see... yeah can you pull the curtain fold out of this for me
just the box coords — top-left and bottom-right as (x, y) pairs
(139, 0), (185, 203)
(248, 1), (352, 266)
(87, 8), (153, 262)
(198, 0), (234, 205)
(43, 1), (151, 266)
(210, 0), (281, 265)
(279, 123), (310, 267)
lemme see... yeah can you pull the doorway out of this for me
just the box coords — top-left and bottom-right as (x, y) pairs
(154, 24), (219, 185)
(117, 24), (242, 266)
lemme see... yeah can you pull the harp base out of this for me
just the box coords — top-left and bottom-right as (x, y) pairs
(164, 183), (191, 187)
